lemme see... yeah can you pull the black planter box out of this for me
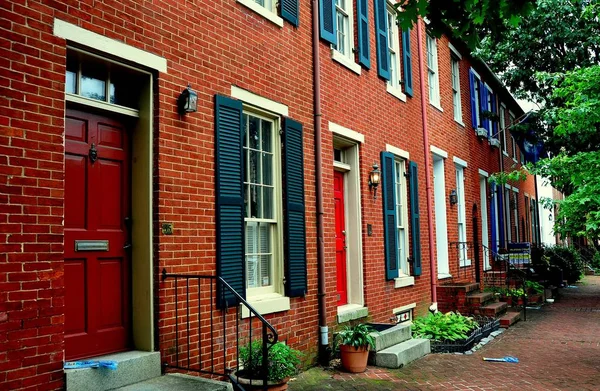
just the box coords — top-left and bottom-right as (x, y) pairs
(430, 317), (499, 353)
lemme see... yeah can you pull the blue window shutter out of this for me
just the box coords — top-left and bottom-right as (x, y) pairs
(281, 0), (299, 27)
(408, 161), (421, 276)
(498, 187), (505, 248)
(469, 69), (477, 128)
(490, 183), (497, 255)
(402, 29), (413, 96)
(491, 92), (498, 138)
(480, 81), (489, 133)
(215, 95), (245, 307)
(283, 117), (307, 297)
(319, 0), (336, 44)
(374, 0), (390, 80)
(356, 0), (370, 68)
(381, 152), (398, 280)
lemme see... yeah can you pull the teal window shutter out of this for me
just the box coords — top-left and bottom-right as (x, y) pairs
(374, 0), (390, 80)
(356, 0), (370, 68)
(215, 95), (245, 306)
(319, 0), (336, 44)
(281, 0), (299, 27)
(381, 151), (398, 280)
(408, 161), (421, 276)
(402, 29), (413, 96)
(283, 117), (307, 297)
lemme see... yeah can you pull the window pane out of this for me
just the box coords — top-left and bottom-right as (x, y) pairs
(261, 120), (272, 152)
(81, 61), (107, 101)
(263, 186), (273, 219)
(260, 255), (271, 286)
(248, 116), (259, 150)
(250, 185), (259, 218)
(249, 150), (259, 184)
(66, 55), (78, 94)
(109, 69), (143, 109)
(262, 153), (273, 185)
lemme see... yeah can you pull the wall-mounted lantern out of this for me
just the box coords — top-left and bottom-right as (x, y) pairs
(449, 189), (458, 206)
(368, 163), (381, 199)
(177, 84), (198, 115)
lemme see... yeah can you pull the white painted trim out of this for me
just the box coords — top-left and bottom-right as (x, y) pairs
(460, 259), (472, 267)
(430, 145), (448, 158)
(66, 94), (140, 117)
(236, 0), (284, 27)
(505, 184), (511, 189)
(386, 84), (407, 102)
(394, 276), (415, 289)
(333, 161), (351, 171)
(484, 83), (494, 94)
(386, 145), (410, 160)
(430, 102), (444, 113)
(54, 19), (167, 73)
(525, 192), (529, 197)
(512, 187), (519, 193)
(329, 122), (365, 143)
(331, 50), (362, 75)
(231, 86), (289, 116)
(453, 156), (468, 168)
(438, 273), (453, 280)
(478, 169), (489, 177)
(448, 42), (462, 59)
(470, 67), (481, 80)
(393, 303), (416, 313)
(242, 295), (290, 318)
(455, 119), (466, 127)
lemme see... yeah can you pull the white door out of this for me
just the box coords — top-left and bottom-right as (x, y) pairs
(433, 156), (449, 277)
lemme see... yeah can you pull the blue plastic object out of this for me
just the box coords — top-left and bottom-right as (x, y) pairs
(64, 360), (118, 370)
(483, 356), (519, 363)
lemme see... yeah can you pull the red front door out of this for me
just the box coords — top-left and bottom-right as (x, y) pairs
(64, 108), (131, 360)
(334, 171), (348, 306)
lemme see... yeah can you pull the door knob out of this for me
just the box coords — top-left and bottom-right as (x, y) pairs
(123, 242), (132, 250)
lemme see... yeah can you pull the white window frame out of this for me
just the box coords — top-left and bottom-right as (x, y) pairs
(504, 186), (512, 243)
(451, 54), (462, 123)
(509, 112), (517, 161)
(385, 1), (406, 101)
(500, 104), (508, 155)
(473, 70), (482, 128)
(394, 158), (410, 276)
(237, 0), (284, 27)
(426, 34), (441, 110)
(331, 0), (361, 74)
(513, 189), (520, 242)
(455, 164), (469, 266)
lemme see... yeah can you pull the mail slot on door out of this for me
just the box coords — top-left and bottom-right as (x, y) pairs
(75, 240), (109, 252)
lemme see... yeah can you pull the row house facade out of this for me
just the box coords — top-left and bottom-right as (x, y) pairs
(0, 0), (540, 389)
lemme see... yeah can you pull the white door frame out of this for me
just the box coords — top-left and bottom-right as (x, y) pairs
(432, 148), (450, 278)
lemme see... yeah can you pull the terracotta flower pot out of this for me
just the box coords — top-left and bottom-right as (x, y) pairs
(339, 344), (369, 373)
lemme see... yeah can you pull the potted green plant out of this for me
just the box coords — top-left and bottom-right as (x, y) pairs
(237, 340), (301, 390)
(335, 323), (376, 373)
(525, 281), (544, 304)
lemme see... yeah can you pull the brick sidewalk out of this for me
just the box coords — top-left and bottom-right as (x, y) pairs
(289, 276), (600, 391)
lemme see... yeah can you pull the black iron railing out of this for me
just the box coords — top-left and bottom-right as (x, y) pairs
(449, 241), (476, 281)
(161, 269), (278, 391)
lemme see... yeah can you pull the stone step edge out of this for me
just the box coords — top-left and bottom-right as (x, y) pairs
(371, 338), (430, 369)
(370, 323), (412, 352)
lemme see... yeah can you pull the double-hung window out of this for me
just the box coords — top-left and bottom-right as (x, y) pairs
(500, 104), (507, 154)
(237, 0), (299, 27)
(473, 76), (481, 127)
(426, 34), (440, 108)
(451, 55), (462, 122)
(394, 159), (409, 275)
(510, 112), (517, 161)
(386, 1), (403, 99)
(335, 0), (351, 56)
(243, 111), (281, 295)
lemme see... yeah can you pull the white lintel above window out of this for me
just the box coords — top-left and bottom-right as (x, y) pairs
(478, 169), (489, 177)
(386, 144), (410, 160)
(329, 122), (365, 143)
(231, 86), (288, 116)
(448, 42), (462, 59)
(453, 156), (468, 168)
(430, 145), (448, 158)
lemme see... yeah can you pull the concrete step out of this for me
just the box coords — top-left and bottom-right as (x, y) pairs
(370, 323), (412, 352)
(466, 291), (494, 305)
(65, 351), (161, 391)
(500, 311), (521, 328)
(372, 338), (430, 369)
(480, 301), (508, 317)
(116, 373), (233, 391)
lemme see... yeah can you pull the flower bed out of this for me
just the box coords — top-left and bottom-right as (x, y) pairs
(430, 316), (499, 353)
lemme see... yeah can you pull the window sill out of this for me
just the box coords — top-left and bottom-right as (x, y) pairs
(331, 50), (362, 75)
(337, 304), (368, 323)
(454, 119), (465, 127)
(241, 294), (290, 318)
(503, 151), (509, 157)
(460, 259), (472, 267)
(386, 85), (407, 102)
(430, 102), (443, 113)
(438, 273), (452, 280)
(237, 0), (284, 27)
(394, 276), (415, 289)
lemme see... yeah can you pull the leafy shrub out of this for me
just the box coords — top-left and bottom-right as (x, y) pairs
(239, 340), (301, 383)
(412, 312), (479, 342)
(525, 280), (544, 294)
(335, 323), (376, 350)
(545, 246), (584, 284)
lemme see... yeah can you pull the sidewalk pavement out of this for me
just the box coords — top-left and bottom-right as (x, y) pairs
(289, 275), (600, 391)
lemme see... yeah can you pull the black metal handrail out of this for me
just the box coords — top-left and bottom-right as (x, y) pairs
(161, 269), (278, 390)
(449, 241), (476, 281)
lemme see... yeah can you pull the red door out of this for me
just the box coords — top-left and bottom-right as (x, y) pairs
(64, 108), (131, 360)
(334, 171), (348, 306)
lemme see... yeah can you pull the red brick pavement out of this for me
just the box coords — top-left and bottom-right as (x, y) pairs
(289, 275), (600, 390)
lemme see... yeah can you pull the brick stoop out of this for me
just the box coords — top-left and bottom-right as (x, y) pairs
(479, 302), (508, 317)
(499, 310), (521, 328)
